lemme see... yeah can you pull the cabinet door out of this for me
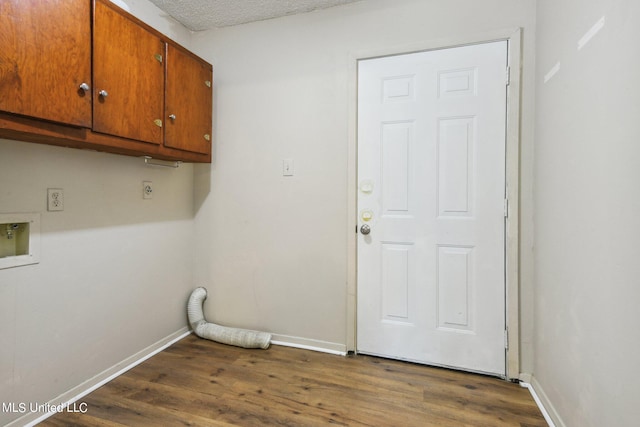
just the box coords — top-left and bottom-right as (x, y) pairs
(0, 0), (92, 127)
(165, 45), (213, 154)
(92, 0), (164, 145)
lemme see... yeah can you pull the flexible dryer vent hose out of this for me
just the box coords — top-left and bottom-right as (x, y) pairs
(187, 287), (271, 349)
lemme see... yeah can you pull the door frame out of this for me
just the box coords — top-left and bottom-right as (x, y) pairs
(346, 28), (522, 380)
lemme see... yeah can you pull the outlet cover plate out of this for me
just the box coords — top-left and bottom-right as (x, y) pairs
(143, 181), (153, 199)
(47, 188), (64, 211)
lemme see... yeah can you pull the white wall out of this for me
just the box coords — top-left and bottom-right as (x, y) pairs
(0, 1), (195, 425)
(534, 0), (640, 425)
(191, 0), (537, 362)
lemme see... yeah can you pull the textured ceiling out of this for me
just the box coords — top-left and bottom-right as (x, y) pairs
(147, 0), (362, 31)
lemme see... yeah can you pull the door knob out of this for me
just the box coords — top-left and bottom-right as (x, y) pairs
(79, 83), (90, 92)
(360, 224), (371, 235)
(98, 90), (108, 98)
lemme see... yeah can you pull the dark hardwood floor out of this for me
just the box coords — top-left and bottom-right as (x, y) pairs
(41, 334), (546, 426)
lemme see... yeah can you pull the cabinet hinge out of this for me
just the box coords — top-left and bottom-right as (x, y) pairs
(205, 80), (212, 88)
(154, 53), (163, 63)
(153, 119), (163, 127)
(504, 198), (509, 218)
(506, 66), (511, 86)
(504, 329), (509, 349)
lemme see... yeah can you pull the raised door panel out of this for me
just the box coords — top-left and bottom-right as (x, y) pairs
(92, 0), (164, 145)
(165, 45), (212, 154)
(0, 0), (91, 127)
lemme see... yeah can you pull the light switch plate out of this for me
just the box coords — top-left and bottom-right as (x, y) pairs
(283, 159), (294, 176)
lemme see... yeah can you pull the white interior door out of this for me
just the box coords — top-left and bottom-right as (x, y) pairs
(356, 41), (508, 376)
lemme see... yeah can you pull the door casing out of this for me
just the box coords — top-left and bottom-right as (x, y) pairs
(346, 28), (522, 380)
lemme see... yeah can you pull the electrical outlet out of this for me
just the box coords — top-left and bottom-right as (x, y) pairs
(47, 188), (64, 211)
(143, 181), (153, 199)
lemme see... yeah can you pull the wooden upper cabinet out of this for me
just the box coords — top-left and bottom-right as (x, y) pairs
(165, 45), (213, 155)
(92, 0), (164, 145)
(0, 0), (92, 127)
(0, 0), (212, 162)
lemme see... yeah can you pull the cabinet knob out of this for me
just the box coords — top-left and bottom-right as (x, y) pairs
(169, 114), (176, 120)
(98, 90), (108, 98)
(79, 83), (90, 92)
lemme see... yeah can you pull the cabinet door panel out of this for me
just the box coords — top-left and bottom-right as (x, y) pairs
(165, 45), (212, 154)
(0, 0), (91, 127)
(93, 0), (164, 145)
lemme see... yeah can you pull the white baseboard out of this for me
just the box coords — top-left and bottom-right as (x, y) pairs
(6, 327), (191, 427)
(520, 375), (566, 427)
(270, 334), (347, 356)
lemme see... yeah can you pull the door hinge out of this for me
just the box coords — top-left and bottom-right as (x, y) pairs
(504, 329), (509, 349)
(506, 66), (511, 86)
(504, 198), (509, 218)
